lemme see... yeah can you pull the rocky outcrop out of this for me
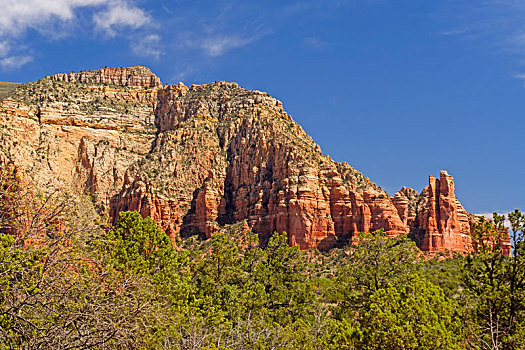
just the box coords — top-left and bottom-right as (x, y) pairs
(48, 66), (162, 88)
(0, 66), (509, 254)
(404, 171), (472, 252)
(393, 170), (511, 254)
(393, 186), (419, 227)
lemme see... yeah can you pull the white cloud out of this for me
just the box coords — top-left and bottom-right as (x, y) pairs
(438, 1), (525, 78)
(132, 34), (162, 59)
(0, 40), (33, 70)
(0, 0), (107, 36)
(93, 1), (151, 37)
(0, 55), (33, 70)
(302, 36), (327, 49)
(512, 73), (525, 87)
(0, 0), (150, 38)
(0, 41), (10, 57)
(440, 27), (472, 37)
(172, 65), (196, 82)
(196, 35), (257, 57)
(0, 0), (153, 70)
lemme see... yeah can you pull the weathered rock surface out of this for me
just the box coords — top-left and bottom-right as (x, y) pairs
(393, 186), (419, 227)
(0, 66), (508, 253)
(48, 66), (162, 88)
(393, 171), (473, 253)
(393, 171), (511, 254)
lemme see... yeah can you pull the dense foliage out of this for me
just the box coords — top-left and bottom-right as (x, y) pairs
(0, 170), (524, 348)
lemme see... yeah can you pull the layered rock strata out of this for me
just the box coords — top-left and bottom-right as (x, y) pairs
(393, 171), (472, 253)
(48, 66), (162, 88)
(0, 66), (507, 253)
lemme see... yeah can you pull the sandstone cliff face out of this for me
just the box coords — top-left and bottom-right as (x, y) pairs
(393, 171), (473, 253)
(48, 66), (162, 88)
(0, 66), (505, 253)
(393, 186), (419, 227)
(392, 171), (511, 254)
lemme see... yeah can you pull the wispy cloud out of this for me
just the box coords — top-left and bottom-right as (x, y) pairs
(0, 0), (349, 74)
(173, 2), (271, 59)
(172, 65), (196, 83)
(0, 0), (152, 70)
(0, 40), (33, 71)
(132, 34), (162, 60)
(302, 36), (327, 49)
(0, 0), (106, 36)
(436, 1), (525, 79)
(0, 55), (33, 70)
(0, 41), (9, 57)
(93, 1), (151, 37)
(503, 31), (525, 55)
(197, 34), (258, 57)
(440, 27), (473, 37)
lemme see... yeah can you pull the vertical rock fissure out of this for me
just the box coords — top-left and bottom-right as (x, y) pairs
(217, 142), (237, 226)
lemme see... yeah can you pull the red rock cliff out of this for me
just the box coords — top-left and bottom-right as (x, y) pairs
(0, 67), (509, 253)
(393, 171), (510, 254)
(48, 66), (162, 88)
(407, 171), (473, 252)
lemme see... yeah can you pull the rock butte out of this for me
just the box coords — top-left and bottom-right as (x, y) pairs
(0, 66), (511, 254)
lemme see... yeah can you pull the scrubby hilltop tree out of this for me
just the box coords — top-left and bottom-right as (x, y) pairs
(323, 230), (464, 349)
(358, 275), (463, 349)
(462, 211), (525, 349)
(0, 169), (154, 349)
(181, 231), (317, 347)
(103, 210), (186, 277)
(331, 230), (422, 318)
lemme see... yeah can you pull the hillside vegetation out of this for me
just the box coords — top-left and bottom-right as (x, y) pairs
(0, 167), (524, 349)
(0, 82), (21, 100)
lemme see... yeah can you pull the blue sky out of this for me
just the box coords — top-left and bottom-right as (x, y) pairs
(0, 0), (523, 214)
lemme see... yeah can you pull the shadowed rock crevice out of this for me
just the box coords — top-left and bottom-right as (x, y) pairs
(180, 188), (204, 239)
(217, 145), (236, 226)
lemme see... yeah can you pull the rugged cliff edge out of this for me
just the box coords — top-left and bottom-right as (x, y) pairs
(0, 66), (510, 253)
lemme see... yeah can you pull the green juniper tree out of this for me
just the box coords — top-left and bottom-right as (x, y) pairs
(462, 211), (525, 349)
